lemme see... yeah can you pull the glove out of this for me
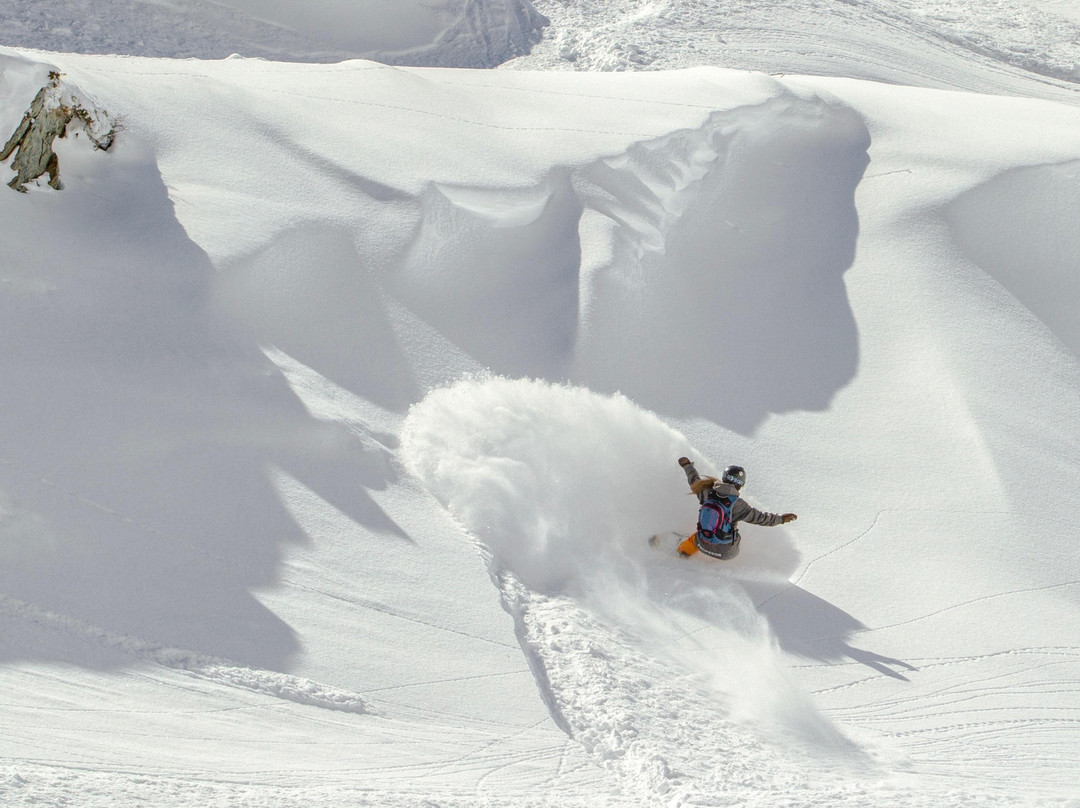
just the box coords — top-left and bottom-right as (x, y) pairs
(678, 457), (692, 467)
(781, 513), (798, 524)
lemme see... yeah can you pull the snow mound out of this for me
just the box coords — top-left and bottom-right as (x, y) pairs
(388, 84), (870, 432)
(570, 93), (869, 433)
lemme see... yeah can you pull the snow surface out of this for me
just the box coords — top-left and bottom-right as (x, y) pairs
(2, 2), (1080, 807)
(513, 0), (1080, 101)
(0, 0), (547, 67)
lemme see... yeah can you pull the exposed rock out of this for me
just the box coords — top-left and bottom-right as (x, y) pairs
(2, 71), (115, 193)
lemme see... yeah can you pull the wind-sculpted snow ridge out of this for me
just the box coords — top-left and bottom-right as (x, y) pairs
(570, 93), (869, 433)
(395, 86), (869, 431)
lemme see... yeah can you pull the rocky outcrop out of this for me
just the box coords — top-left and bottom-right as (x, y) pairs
(2, 72), (115, 192)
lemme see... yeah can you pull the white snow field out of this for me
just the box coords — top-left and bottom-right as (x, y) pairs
(2, 2), (1080, 806)
(517, 0), (1080, 98)
(0, 0), (548, 66)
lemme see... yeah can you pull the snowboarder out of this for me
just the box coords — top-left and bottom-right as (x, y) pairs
(676, 457), (797, 559)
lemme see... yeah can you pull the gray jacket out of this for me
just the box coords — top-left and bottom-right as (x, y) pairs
(683, 462), (785, 529)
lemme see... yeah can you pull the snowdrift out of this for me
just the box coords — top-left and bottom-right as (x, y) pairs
(2, 43), (1080, 808)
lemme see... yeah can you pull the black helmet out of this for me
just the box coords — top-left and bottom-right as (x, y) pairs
(722, 465), (746, 489)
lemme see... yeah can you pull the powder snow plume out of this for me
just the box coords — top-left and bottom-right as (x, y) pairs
(400, 376), (859, 801)
(400, 376), (695, 593)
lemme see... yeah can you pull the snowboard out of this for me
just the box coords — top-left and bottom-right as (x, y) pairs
(648, 530), (698, 556)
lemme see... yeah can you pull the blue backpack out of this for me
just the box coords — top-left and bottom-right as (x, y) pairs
(698, 494), (736, 545)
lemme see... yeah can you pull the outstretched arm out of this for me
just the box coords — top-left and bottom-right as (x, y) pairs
(733, 500), (798, 527)
(678, 456), (701, 489)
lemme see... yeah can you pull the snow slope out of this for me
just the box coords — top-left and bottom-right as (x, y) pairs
(5, 0), (1080, 99)
(0, 0), (547, 66)
(512, 0), (1080, 103)
(2, 11), (1080, 808)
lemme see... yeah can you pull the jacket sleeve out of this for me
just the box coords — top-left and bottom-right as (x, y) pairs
(732, 498), (785, 527)
(682, 462), (703, 500)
